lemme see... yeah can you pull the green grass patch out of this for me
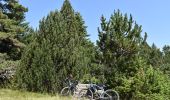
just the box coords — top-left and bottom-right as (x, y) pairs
(0, 89), (74, 100)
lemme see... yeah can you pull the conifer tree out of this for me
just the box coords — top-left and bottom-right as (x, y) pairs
(16, 0), (95, 92)
(0, 0), (28, 60)
(161, 45), (170, 77)
(97, 10), (170, 99)
(149, 44), (163, 67)
(97, 10), (148, 99)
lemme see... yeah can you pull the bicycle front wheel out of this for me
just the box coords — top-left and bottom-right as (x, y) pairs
(60, 87), (70, 96)
(78, 88), (93, 100)
(102, 89), (119, 100)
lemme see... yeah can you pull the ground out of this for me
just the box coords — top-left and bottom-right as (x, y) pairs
(0, 89), (74, 100)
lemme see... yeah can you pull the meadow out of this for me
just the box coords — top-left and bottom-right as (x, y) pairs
(0, 89), (72, 100)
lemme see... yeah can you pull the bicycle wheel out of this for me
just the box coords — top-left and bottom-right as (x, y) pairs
(78, 88), (93, 100)
(102, 89), (119, 100)
(93, 92), (100, 100)
(60, 87), (70, 96)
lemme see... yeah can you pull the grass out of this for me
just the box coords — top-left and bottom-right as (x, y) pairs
(0, 89), (76, 100)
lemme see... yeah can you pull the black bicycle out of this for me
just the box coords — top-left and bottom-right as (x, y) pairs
(60, 78), (78, 96)
(78, 83), (119, 100)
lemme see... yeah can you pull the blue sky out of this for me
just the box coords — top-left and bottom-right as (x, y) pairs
(20, 0), (170, 49)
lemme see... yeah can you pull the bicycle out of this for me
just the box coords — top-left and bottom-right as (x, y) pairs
(78, 83), (119, 100)
(60, 78), (78, 96)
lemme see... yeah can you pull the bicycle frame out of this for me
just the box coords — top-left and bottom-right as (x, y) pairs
(88, 84), (118, 99)
(89, 84), (106, 99)
(61, 78), (78, 96)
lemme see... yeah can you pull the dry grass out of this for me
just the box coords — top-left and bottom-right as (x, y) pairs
(0, 89), (77, 100)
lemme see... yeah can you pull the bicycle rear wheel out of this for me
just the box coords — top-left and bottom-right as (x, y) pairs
(60, 87), (70, 96)
(78, 88), (93, 100)
(102, 89), (119, 100)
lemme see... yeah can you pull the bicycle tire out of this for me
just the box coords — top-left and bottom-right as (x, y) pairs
(102, 89), (119, 100)
(60, 87), (70, 96)
(93, 92), (100, 100)
(78, 88), (93, 100)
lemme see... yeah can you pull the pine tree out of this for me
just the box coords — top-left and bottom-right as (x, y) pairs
(161, 45), (170, 77)
(97, 10), (170, 100)
(149, 44), (163, 67)
(0, 0), (28, 60)
(97, 10), (148, 99)
(16, 0), (95, 93)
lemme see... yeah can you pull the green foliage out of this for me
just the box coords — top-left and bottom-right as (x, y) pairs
(15, 0), (95, 93)
(19, 27), (35, 45)
(148, 44), (163, 67)
(0, 0), (27, 60)
(97, 10), (146, 99)
(97, 10), (170, 99)
(0, 53), (8, 63)
(80, 73), (105, 84)
(0, 59), (19, 70)
(132, 66), (170, 100)
(15, 40), (58, 93)
(160, 45), (170, 77)
(0, 52), (19, 87)
(10, 0), (170, 99)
